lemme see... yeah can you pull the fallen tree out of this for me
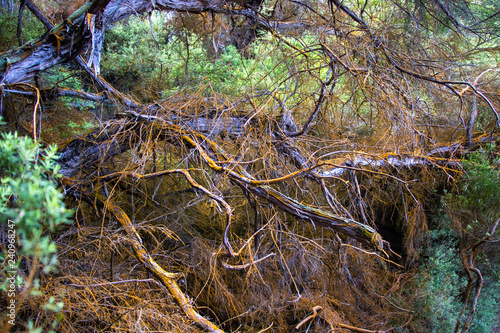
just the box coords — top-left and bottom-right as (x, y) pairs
(1, 0), (499, 331)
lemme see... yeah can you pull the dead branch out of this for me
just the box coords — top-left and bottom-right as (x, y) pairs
(95, 191), (224, 332)
(0, 2), (93, 84)
(55, 110), (495, 253)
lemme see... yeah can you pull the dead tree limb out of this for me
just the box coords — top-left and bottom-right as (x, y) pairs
(57, 115), (387, 251)
(0, 2), (93, 84)
(68, 182), (224, 333)
(56, 110), (498, 253)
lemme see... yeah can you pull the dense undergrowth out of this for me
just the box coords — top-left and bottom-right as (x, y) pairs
(1, 2), (500, 332)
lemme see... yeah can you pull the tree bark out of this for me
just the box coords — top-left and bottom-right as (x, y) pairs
(0, 2), (92, 84)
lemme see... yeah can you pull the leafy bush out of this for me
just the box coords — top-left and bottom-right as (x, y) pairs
(0, 128), (72, 331)
(412, 147), (500, 332)
(413, 226), (465, 332)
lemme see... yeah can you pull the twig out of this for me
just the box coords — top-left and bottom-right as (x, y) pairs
(296, 306), (322, 329)
(68, 278), (165, 288)
(220, 252), (275, 270)
(341, 244), (402, 268)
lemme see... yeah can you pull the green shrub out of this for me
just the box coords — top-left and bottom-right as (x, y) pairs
(0, 9), (45, 52)
(100, 14), (320, 98)
(0, 127), (72, 332)
(413, 147), (500, 332)
(413, 225), (465, 333)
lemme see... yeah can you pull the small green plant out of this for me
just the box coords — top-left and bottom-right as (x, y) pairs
(0, 125), (72, 332)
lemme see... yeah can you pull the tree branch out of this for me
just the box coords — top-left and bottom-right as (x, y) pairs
(64, 182), (225, 333)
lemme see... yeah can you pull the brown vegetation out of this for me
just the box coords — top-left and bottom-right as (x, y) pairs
(1, 0), (499, 332)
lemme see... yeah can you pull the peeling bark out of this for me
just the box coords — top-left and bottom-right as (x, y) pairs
(0, 3), (92, 84)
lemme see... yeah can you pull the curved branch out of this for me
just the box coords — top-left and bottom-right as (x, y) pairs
(180, 131), (387, 252)
(94, 191), (224, 333)
(285, 83), (326, 137)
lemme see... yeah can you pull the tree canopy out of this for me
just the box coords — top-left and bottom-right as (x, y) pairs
(0, 0), (499, 332)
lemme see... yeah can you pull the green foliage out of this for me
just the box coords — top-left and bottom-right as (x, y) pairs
(0, 9), (17, 52)
(0, 9), (45, 52)
(100, 14), (320, 99)
(0, 133), (72, 258)
(455, 145), (500, 227)
(0, 127), (72, 331)
(412, 147), (500, 332)
(412, 224), (465, 332)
